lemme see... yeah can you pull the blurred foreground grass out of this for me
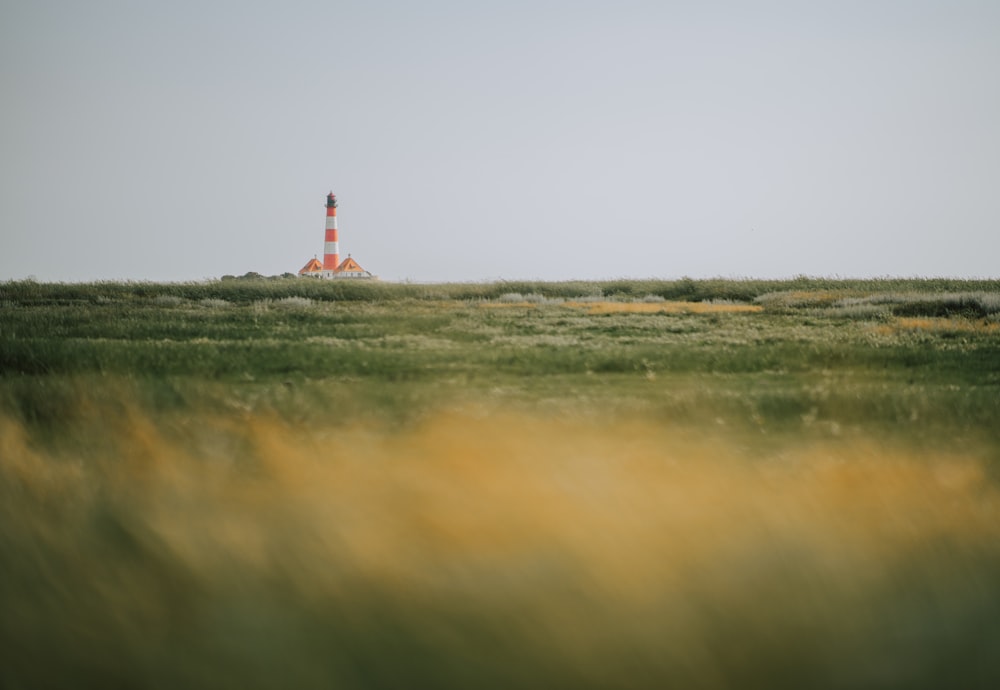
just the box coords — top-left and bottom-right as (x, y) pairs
(2, 278), (1000, 688)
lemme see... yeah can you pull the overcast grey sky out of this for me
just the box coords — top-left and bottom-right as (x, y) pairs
(2, 0), (998, 282)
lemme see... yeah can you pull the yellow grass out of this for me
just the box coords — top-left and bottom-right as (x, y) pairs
(3, 400), (999, 686)
(756, 290), (849, 307)
(873, 316), (1000, 335)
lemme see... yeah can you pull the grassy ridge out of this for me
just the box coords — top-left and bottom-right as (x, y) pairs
(2, 278), (1000, 688)
(2, 281), (999, 440)
(4, 275), (1000, 304)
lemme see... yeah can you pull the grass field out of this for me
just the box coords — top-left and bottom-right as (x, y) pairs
(2, 277), (1000, 688)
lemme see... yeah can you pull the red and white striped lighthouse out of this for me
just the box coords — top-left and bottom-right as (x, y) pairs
(323, 192), (340, 271)
(297, 191), (373, 279)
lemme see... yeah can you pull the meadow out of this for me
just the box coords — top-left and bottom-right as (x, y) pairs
(2, 277), (1000, 688)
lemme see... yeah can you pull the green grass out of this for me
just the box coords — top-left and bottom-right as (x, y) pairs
(3, 281), (997, 440)
(4, 275), (1000, 305)
(2, 278), (1000, 688)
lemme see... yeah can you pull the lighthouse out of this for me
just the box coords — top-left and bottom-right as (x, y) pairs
(298, 191), (375, 279)
(323, 192), (340, 271)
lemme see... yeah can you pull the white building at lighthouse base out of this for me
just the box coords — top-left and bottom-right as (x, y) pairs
(298, 255), (375, 279)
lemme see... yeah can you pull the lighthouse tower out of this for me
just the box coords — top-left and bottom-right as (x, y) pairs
(297, 191), (375, 279)
(323, 192), (340, 271)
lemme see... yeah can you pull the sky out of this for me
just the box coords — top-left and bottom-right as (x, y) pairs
(2, 0), (999, 283)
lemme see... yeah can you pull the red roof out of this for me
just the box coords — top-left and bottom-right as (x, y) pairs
(298, 257), (323, 274)
(336, 256), (367, 273)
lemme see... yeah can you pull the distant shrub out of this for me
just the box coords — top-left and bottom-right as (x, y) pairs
(274, 296), (315, 310)
(830, 292), (1000, 319)
(824, 303), (892, 320)
(981, 293), (1000, 314)
(491, 292), (564, 306)
(574, 293), (610, 303)
(152, 295), (185, 307)
(706, 299), (743, 306)
(199, 298), (231, 309)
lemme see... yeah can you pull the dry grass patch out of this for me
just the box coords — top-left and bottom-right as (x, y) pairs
(873, 317), (1000, 335)
(566, 301), (763, 315)
(754, 290), (851, 309)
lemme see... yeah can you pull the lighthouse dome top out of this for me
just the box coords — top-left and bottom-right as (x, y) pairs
(326, 192), (338, 208)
